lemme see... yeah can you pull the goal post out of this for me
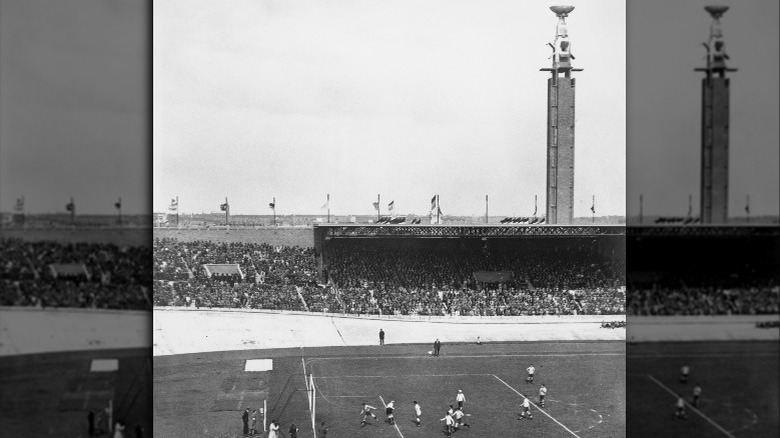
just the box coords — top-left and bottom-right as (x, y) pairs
(308, 374), (316, 437)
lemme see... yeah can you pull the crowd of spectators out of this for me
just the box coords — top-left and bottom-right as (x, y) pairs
(628, 271), (779, 316)
(0, 238), (151, 310)
(153, 237), (625, 316)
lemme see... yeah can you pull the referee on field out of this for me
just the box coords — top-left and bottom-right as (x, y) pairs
(379, 329), (385, 345)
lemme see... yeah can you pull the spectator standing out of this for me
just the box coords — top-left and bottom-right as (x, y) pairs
(379, 329), (385, 346)
(242, 409), (250, 436)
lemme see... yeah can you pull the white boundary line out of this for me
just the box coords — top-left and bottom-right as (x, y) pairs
(315, 374), (492, 379)
(646, 374), (736, 438)
(628, 352), (778, 359)
(492, 374), (581, 438)
(378, 395), (404, 438)
(307, 352), (623, 361)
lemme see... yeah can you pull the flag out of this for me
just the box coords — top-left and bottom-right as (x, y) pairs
(590, 204), (595, 214)
(373, 202), (380, 211)
(388, 200), (394, 212)
(114, 199), (121, 210)
(437, 206), (443, 216)
(269, 202), (275, 209)
(220, 203), (228, 211)
(66, 202), (74, 212)
(430, 195), (437, 210)
(168, 198), (178, 211)
(321, 202), (328, 210)
(14, 198), (23, 212)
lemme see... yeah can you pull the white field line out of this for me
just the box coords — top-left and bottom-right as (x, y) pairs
(492, 374), (581, 438)
(629, 352), (778, 359)
(646, 374), (736, 438)
(308, 352), (623, 361)
(315, 374), (492, 379)
(378, 395), (404, 438)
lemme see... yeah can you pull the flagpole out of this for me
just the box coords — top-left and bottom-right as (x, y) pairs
(117, 197), (122, 225)
(273, 197), (276, 226)
(485, 195), (489, 224)
(225, 197), (229, 226)
(436, 195), (440, 224)
(327, 193), (330, 223)
(21, 196), (25, 228)
(746, 195), (750, 223)
(688, 194), (692, 219)
(592, 195), (595, 223)
(176, 196), (179, 227)
(377, 194), (381, 222)
(534, 194), (538, 217)
(70, 196), (75, 227)
(639, 194), (643, 224)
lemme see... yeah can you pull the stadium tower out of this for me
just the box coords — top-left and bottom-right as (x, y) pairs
(541, 6), (582, 225)
(696, 6), (736, 224)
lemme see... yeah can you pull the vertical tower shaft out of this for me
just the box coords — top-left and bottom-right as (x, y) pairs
(541, 6), (582, 225)
(700, 77), (730, 223)
(697, 5), (736, 224)
(546, 76), (576, 224)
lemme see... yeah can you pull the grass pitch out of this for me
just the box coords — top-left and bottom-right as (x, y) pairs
(0, 348), (152, 437)
(627, 341), (779, 438)
(154, 342), (625, 438)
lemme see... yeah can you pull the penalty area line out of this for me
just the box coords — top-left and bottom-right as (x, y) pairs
(378, 395), (404, 438)
(492, 374), (581, 438)
(646, 374), (735, 438)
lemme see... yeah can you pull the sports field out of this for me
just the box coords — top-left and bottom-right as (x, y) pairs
(153, 341), (625, 438)
(0, 347), (152, 437)
(627, 341), (780, 438)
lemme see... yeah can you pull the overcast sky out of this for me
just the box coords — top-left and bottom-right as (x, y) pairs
(0, 0), (148, 215)
(627, 0), (779, 218)
(154, 0), (626, 217)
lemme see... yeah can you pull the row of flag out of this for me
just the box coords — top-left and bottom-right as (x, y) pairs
(13, 197), (121, 213)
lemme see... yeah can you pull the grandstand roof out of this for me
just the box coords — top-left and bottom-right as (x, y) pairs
(314, 224), (625, 238)
(628, 224), (779, 237)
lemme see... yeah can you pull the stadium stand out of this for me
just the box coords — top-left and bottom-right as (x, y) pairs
(154, 237), (625, 316)
(0, 238), (151, 310)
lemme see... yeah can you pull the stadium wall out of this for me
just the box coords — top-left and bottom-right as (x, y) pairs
(152, 307), (626, 356)
(628, 315), (780, 342)
(0, 228), (151, 246)
(0, 307), (150, 356)
(153, 227), (314, 247)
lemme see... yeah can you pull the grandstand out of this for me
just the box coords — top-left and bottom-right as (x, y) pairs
(626, 224), (780, 437)
(0, 230), (153, 437)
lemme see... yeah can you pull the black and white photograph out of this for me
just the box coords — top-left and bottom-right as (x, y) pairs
(625, 1), (779, 437)
(152, 1), (626, 437)
(0, 0), (152, 436)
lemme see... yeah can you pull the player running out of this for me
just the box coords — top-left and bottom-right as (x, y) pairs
(385, 400), (396, 425)
(413, 401), (422, 427)
(439, 411), (455, 437)
(674, 396), (687, 419)
(453, 407), (471, 429)
(519, 397), (533, 419)
(680, 365), (690, 383)
(526, 364), (536, 384)
(360, 403), (379, 427)
(539, 384), (547, 408)
(456, 390), (466, 409)
(692, 384), (702, 407)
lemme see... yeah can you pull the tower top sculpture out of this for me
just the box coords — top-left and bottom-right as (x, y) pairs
(544, 6), (582, 75)
(700, 6), (735, 74)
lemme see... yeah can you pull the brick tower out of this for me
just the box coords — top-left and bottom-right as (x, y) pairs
(696, 6), (736, 224)
(541, 6), (582, 225)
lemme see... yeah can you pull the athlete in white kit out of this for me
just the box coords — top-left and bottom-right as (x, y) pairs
(519, 397), (533, 419)
(680, 365), (690, 383)
(539, 384), (547, 407)
(456, 390), (466, 409)
(413, 401), (422, 427)
(526, 364), (536, 384)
